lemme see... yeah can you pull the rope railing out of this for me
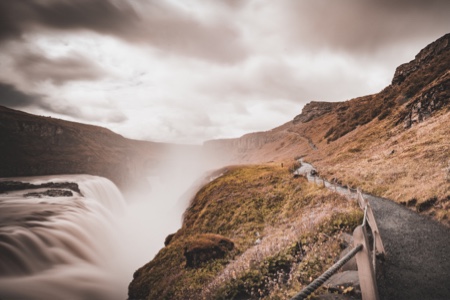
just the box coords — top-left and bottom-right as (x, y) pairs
(291, 244), (363, 300)
(290, 173), (385, 300)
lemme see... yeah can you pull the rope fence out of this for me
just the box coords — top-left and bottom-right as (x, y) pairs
(291, 169), (385, 300)
(291, 244), (363, 300)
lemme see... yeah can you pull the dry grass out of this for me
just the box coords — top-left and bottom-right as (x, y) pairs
(208, 37), (450, 225)
(220, 96), (449, 226)
(314, 110), (450, 224)
(129, 164), (362, 299)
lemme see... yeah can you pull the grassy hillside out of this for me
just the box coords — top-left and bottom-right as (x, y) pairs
(205, 33), (450, 225)
(129, 164), (362, 299)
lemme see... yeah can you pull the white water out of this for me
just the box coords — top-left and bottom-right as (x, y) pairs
(0, 174), (172, 300)
(0, 145), (222, 300)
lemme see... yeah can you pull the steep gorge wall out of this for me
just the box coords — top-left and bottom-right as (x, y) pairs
(0, 106), (165, 191)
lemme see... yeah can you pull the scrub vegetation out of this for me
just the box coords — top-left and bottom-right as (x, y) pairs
(129, 164), (362, 299)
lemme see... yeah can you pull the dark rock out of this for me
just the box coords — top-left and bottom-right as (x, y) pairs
(402, 77), (449, 129)
(293, 101), (338, 124)
(0, 181), (81, 195)
(24, 189), (73, 198)
(416, 197), (438, 212)
(164, 233), (175, 246)
(184, 234), (234, 268)
(392, 34), (450, 85)
(400, 198), (417, 207)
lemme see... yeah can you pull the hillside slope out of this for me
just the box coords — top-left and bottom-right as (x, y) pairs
(0, 105), (170, 191)
(128, 164), (362, 299)
(206, 33), (450, 224)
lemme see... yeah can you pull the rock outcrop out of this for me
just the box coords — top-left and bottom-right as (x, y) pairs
(0, 181), (82, 194)
(184, 234), (234, 268)
(401, 71), (450, 128)
(392, 33), (450, 85)
(24, 189), (73, 198)
(293, 101), (337, 124)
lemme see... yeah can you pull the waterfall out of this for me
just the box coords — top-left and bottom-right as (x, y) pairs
(0, 154), (213, 300)
(0, 175), (129, 300)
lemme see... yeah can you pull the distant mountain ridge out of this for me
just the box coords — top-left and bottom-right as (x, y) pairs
(0, 105), (170, 191)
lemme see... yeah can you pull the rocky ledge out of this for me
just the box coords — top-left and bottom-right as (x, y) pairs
(24, 189), (74, 198)
(0, 181), (82, 195)
(293, 101), (337, 124)
(392, 33), (450, 85)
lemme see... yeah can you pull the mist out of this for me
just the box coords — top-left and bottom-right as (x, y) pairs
(108, 144), (229, 298)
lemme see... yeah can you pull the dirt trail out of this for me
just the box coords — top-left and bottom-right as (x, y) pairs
(296, 161), (450, 299)
(364, 194), (450, 300)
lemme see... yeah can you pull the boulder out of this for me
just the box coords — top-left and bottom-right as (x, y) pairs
(184, 234), (234, 268)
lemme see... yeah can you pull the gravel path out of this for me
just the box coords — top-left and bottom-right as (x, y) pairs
(297, 161), (450, 299)
(364, 194), (450, 300)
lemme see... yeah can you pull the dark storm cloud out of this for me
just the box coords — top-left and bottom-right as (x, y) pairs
(0, 82), (42, 108)
(0, 0), (135, 42)
(0, 82), (126, 123)
(0, 81), (83, 117)
(0, 0), (247, 63)
(282, 0), (450, 54)
(14, 51), (106, 85)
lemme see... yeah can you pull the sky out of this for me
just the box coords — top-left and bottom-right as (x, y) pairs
(0, 0), (449, 144)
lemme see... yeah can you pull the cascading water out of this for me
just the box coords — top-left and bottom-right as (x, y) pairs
(0, 175), (135, 300)
(0, 150), (218, 299)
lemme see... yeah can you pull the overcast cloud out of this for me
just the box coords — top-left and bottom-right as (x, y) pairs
(0, 0), (448, 143)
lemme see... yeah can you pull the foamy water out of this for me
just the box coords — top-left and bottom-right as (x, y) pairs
(0, 174), (180, 300)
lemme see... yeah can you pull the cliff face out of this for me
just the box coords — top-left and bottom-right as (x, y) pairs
(292, 101), (337, 124)
(392, 33), (449, 85)
(0, 106), (168, 191)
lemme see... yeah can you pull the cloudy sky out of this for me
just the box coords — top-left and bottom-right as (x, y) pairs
(0, 0), (449, 144)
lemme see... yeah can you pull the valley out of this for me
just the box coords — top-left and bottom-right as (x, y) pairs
(0, 33), (448, 300)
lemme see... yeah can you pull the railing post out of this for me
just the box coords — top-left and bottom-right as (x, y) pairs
(353, 225), (379, 300)
(365, 206), (386, 256)
(358, 191), (385, 256)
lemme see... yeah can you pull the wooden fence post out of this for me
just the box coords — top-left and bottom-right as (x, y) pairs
(357, 191), (386, 256)
(365, 206), (386, 256)
(353, 225), (380, 300)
